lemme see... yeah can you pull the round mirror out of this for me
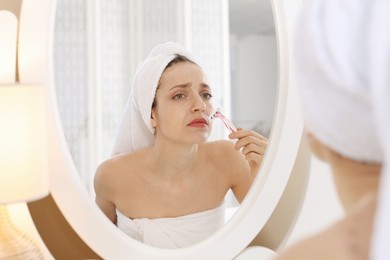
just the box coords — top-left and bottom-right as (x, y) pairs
(30, 0), (305, 259)
(53, 0), (277, 231)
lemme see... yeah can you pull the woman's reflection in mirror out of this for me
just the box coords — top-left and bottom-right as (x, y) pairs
(93, 42), (268, 249)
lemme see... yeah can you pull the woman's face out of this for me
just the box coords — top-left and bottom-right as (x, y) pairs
(151, 61), (215, 144)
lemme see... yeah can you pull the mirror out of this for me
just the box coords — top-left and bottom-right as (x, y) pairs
(52, 0), (277, 247)
(38, 0), (305, 258)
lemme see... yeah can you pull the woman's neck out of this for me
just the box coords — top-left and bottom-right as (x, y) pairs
(149, 139), (202, 177)
(330, 154), (381, 211)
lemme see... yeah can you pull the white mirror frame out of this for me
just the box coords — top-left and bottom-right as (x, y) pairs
(44, 0), (304, 259)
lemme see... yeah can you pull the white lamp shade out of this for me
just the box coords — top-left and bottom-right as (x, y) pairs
(18, 0), (53, 84)
(0, 85), (49, 204)
(0, 10), (18, 83)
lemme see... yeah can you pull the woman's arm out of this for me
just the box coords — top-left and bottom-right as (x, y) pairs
(94, 163), (117, 224)
(221, 128), (268, 202)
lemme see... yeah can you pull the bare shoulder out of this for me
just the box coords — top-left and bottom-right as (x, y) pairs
(203, 140), (250, 173)
(276, 194), (377, 260)
(204, 140), (252, 202)
(95, 154), (126, 184)
(94, 151), (142, 195)
(204, 140), (236, 156)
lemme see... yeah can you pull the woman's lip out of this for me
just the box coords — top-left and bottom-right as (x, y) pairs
(187, 118), (208, 126)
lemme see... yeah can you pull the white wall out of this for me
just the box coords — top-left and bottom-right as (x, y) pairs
(230, 33), (277, 137)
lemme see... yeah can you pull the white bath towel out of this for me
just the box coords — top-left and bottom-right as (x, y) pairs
(116, 203), (225, 249)
(111, 42), (198, 156)
(294, 0), (390, 259)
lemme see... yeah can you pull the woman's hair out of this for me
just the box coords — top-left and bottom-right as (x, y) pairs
(151, 54), (196, 109)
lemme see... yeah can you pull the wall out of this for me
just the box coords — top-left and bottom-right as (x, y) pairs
(230, 33), (277, 137)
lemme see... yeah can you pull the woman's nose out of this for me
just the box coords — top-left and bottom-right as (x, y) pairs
(192, 95), (206, 112)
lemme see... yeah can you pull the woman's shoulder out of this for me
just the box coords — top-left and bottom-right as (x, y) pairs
(94, 155), (123, 190)
(95, 150), (146, 185)
(205, 139), (245, 158)
(203, 140), (245, 167)
(275, 194), (377, 260)
(96, 153), (128, 175)
(204, 139), (236, 152)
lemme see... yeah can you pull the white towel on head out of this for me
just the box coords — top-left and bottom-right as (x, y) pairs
(294, 0), (382, 164)
(295, 0), (390, 259)
(111, 42), (197, 156)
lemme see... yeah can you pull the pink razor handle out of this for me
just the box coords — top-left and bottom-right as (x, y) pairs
(210, 110), (237, 133)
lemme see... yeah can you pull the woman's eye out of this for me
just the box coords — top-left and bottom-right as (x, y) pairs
(173, 93), (186, 100)
(201, 92), (213, 100)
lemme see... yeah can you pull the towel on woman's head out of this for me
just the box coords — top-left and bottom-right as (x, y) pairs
(294, 0), (382, 164)
(111, 42), (197, 156)
(294, 0), (390, 259)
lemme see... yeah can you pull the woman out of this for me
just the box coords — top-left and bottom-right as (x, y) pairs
(94, 42), (268, 248)
(276, 1), (390, 259)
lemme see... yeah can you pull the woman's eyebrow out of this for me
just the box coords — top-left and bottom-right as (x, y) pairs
(169, 83), (191, 91)
(168, 82), (211, 91)
(201, 83), (211, 90)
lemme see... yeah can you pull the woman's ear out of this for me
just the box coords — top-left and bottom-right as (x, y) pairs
(151, 109), (157, 128)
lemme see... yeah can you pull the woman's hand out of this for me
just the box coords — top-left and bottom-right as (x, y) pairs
(228, 128), (268, 172)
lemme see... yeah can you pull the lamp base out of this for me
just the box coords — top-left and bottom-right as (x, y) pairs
(0, 205), (43, 260)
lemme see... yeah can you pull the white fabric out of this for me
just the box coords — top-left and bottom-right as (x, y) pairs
(111, 42), (198, 156)
(294, 0), (382, 164)
(294, 0), (390, 259)
(116, 203), (225, 249)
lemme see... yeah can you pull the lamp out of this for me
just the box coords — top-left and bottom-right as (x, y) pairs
(0, 85), (48, 259)
(0, 11), (17, 83)
(0, 0), (52, 258)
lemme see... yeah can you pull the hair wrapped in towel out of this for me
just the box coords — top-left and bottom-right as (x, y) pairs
(111, 42), (198, 156)
(294, 0), (390, 259)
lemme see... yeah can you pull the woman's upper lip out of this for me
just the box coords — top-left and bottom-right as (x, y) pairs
(188, 118), (208, 125)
